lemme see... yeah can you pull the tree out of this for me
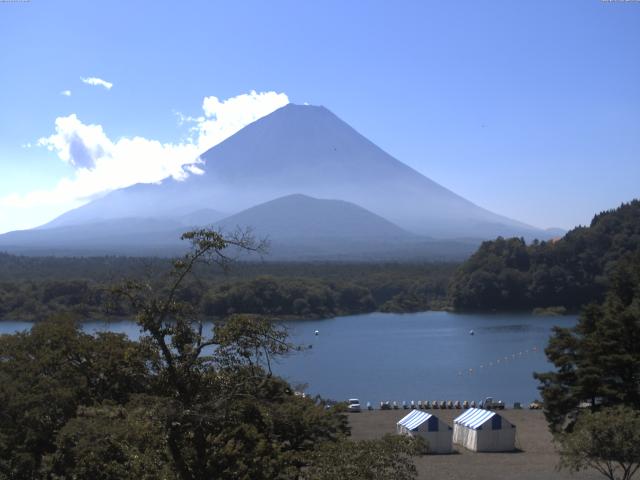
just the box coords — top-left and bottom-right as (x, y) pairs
(534, 252), (640, 432)
(0, 229), (422, 479)
(449, 200), (640, 312)
(113, 229), (351, 480)
(43, 400), (174, 480)
(0, 314), (151, 479)
(557, 406), (640, 480)
(302, 435), (424, 480)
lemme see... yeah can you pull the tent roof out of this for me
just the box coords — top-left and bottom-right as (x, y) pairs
(397, 410), (435, 431)
(454, 408), (499, 430)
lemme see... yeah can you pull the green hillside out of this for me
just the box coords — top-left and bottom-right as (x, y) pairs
(449, 200), (640, 311)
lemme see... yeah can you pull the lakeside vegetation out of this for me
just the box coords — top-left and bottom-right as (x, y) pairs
(534, 250), (640, 480)
(1, 201), (639, 322)
(0, 257), (455, 321)
(449, 200), (640, 312)
(0, 229), (425, 480)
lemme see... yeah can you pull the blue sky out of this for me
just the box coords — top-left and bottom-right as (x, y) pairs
(0, 0), (638, 233)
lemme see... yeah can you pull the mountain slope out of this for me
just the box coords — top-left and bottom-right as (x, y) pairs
(196, 104), (542, 238)
(214, 194), (411, 240)
(0, 218), (185, 256)
(37, 103), (546, 240)
(212, 194), (476, 261)
(0, 194), (479, 259)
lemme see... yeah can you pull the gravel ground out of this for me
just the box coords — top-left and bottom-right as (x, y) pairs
(348, 409), (602, 480)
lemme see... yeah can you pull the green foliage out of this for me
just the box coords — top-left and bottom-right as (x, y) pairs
(202, 276), (376, 318)
(0, 314), (150, 479)
(449, 200), (640, 311)
(535, 252), (640, 432)
(44, 400), (174, 480)
(302, 435), (424, 480)
(0, 229), (426, 479)
(556, 406), (640, 480)
(0, 258), (457, 321)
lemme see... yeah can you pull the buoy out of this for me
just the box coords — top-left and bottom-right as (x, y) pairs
(314, 330), (319, 336)
(469, 329), (475, 336)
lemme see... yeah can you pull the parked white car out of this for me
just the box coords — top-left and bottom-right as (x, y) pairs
(348, 398), (361, 412)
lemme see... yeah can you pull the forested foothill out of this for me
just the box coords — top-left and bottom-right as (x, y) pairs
(449, 200), (640, 312)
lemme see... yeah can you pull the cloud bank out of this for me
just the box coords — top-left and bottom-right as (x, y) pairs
(81, 76), (113, 90)
(0, 91), (289, 232)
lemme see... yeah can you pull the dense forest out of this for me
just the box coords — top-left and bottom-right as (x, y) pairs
(449, 200), (640, 311)
(0, 255), (455, 321)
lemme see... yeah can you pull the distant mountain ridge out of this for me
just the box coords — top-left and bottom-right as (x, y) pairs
(0, 103), (555, 258)
(214, 194), (411, 240)
(0, 194), (478, 260)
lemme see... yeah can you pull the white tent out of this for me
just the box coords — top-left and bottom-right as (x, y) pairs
(396, 410), (453, 454)
(453, 408), (516, 452)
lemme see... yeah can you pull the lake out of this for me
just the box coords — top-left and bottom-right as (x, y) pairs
(0, 311), (576, 406)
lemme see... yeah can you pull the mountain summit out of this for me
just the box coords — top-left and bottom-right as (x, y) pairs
(1, 103), (550, 257)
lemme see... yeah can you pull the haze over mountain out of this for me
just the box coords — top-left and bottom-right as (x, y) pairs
(0, 103), (556, 258)
(0, 194), (479, 259)
(211, 194), (479, 260)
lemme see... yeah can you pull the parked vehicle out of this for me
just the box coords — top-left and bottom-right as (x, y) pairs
(463, 400), (469, 409)
(439, 400), (447, 409)
(454, 400), (461, 409)
(411, 400), (416, 409)
(393, 401), (399, 410)
(425, 400), (432, 409)
(470, 400), (477, 408)
(418, 400), (423, 409)
(402, 401), (409, 410)
(380, 401), (391, 410)
(366, 401), (373, 410)
(432, 400), (439, 409)
(529, 400), (543, 410)
(348, 398), (361, 412)
(482, 397), (505, 410)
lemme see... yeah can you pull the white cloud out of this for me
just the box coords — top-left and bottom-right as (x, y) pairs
(81, 76), (113, 90)
(61, 90), (72, 97)
(193, 90), (289, 151)
(0, 90), (289, 233)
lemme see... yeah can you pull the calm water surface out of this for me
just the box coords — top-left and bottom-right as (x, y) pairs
(1, 311), (576, 405)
